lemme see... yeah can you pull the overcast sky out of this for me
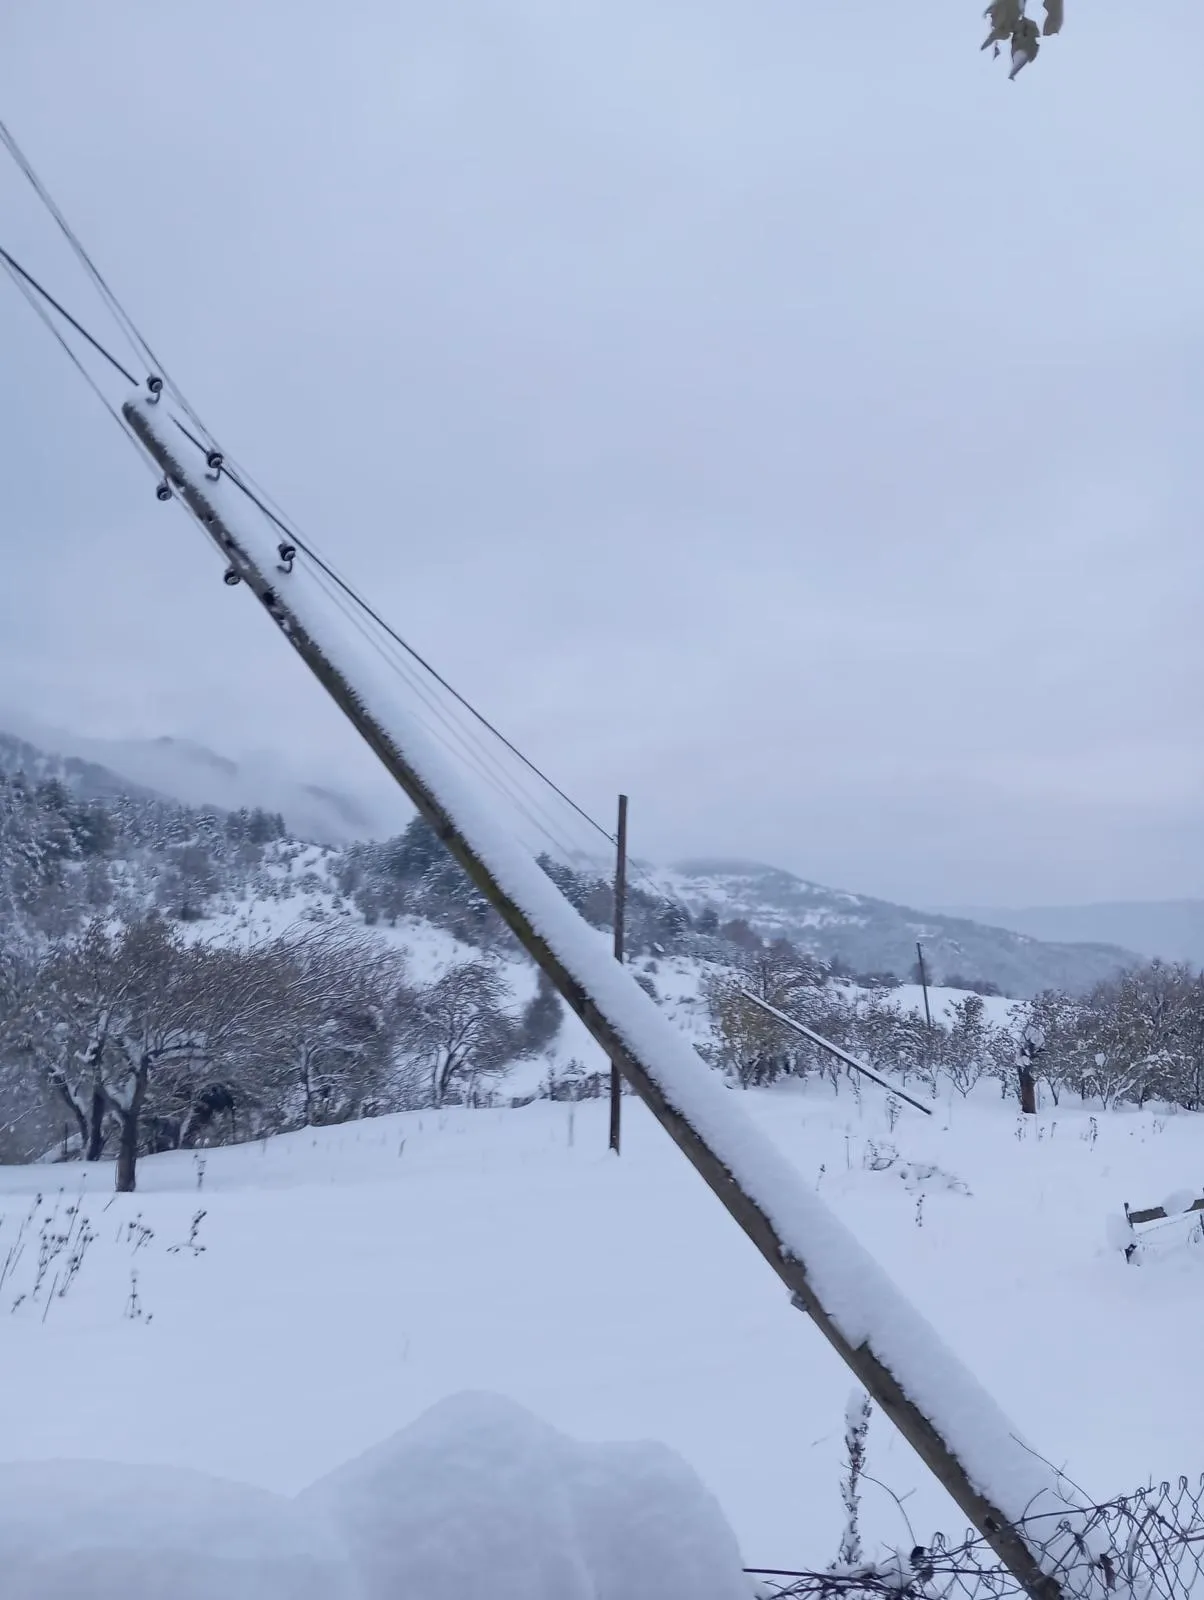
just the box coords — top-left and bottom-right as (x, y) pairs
(2, 1), (1202, 908)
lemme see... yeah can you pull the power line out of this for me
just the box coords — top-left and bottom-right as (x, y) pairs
(0, 243), (625, 876)
(0, 252), (152, 473)
(197, 452), (669, 894)
(0, 244), (138, 385)
(306, 558), (589, 864)
(168, 417), (620, 851)
(0, 119), (647, 887)
(0, 245), (658, 894)
(0, 116), (214, 444)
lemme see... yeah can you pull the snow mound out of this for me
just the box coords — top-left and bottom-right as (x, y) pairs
(897, 1160), (970, 1196)
(299, 1390), (750, 1600)
(1161, 1188), (1199, 1218)
(0, 1460), (357, 1600)
(0, 1397), (747, 1599)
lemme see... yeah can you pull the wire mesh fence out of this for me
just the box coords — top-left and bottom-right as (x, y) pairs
(748, 1478), (1204, 1600)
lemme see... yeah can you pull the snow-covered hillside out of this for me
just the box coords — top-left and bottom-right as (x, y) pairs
(0, 724), (1140, 995)
(661, 859), (1135, 997)
(190, 846), (1014, 1087)
(1, 1085), (1200, 1576)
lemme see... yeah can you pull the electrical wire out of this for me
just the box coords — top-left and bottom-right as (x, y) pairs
(0, 244), (138, 385)
(0, 126), (666, 900)
(301, 552), (668, 897)
(0, 116), (214, 445)
(0, 251), (154, 475)
(342, 607), (600, 865)
(0, 216), (614, 866)
(316, 592), (625, 872)
(305, 557), (589, 864)
(0, 252), (626, 877)
(168, 417), (621, 852)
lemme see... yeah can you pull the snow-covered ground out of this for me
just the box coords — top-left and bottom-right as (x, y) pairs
(2, 1081), (1201, 1576)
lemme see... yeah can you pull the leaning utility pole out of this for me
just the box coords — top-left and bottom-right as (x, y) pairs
(609, 793), (628, 1154)
(124, 391), (1080, 1600)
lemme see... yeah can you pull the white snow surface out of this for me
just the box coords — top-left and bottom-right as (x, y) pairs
(134, 395), (1073, 1532)
(3, 1091), (1203, 1570)
(0, 1460), (355, 1600)
(0, 1395), (745, 1599)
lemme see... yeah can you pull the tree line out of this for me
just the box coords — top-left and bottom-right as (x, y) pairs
(704, 941), (1204, 1115)
(4, 771), (1203, 1183)
(0, 914), (563, 1185)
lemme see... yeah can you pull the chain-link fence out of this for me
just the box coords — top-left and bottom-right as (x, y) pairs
(749, 1477), (1204, 1600)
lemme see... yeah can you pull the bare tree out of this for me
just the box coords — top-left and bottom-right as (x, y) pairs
(411, 960), (512, 1106)
(67, 916), (284, 1189)
(261, 924), (413, 1127)
(6, 922), (123, 1161)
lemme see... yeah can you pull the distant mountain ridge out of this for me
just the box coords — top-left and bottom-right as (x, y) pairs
(0, 728), (1140, 996)
(950, 901), (1204, 971)
(659, 859), (1136, 997)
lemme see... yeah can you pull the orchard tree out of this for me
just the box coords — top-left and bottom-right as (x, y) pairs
(412, 960), (513, 1106)
(57, 916), (285, 1190)
(7, 923), (121, 1161)
(261, 924), (414, 1127)
(703, 940), (828, 1088)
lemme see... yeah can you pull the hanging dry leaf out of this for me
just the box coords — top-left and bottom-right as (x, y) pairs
(1009, 16), (1041, 78)
(981, 0), (1024, 51)
(1042, 0), (1064, 36)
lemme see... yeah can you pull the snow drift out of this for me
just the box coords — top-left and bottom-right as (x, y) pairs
(0, 1460), (355, 1600)
(0, 1393), (749, 1600)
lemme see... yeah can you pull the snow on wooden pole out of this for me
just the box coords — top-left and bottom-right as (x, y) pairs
(124, 393), (1079, 1600)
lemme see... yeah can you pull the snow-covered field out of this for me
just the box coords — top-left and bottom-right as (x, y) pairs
(2, 1080), (1201, 1579)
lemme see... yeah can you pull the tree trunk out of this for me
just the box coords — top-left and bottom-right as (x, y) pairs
(86, 1084), (107, 1161)
(55, 1083), (88, 1155)
(114, 1069), (148, 1193)
(1018, 1065), (1037, 1115)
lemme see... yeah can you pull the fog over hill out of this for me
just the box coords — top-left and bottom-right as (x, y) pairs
(0, 725), (1139, 997)
(0, 712), (400, 845)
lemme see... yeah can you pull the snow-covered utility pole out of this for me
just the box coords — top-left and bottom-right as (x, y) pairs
(916, 941), (934, 1033)
(124, 391), (1078, 1600)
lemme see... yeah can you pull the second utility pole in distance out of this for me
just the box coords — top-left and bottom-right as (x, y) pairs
(609, 793), (629, 1153)
(916, 940), (933, 1031)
